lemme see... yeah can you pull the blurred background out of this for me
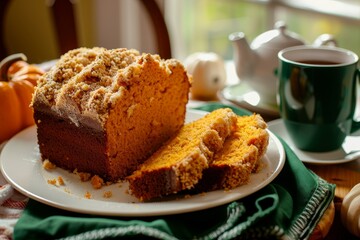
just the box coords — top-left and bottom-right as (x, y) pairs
(1, 0), (359, 63)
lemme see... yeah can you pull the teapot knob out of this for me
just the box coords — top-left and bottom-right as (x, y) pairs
(275, 21), (287, 33)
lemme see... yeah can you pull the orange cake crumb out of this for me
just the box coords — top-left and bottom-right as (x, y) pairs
(73, 169), (91, 182)
(91, 175), (104, 189)
(103, 191), (112, 198)
(57, 176), (65, 185)
(47, 179), (57, 185)
(84, 191), (91, 199)
(43, 159), (56, 170)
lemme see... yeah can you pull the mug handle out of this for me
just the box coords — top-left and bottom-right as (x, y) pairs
(351, 68), (360, 133)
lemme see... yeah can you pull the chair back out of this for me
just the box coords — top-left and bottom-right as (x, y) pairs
(0, 0), (172, 60)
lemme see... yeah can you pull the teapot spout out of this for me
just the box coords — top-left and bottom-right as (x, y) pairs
(229, 32), (255, 79)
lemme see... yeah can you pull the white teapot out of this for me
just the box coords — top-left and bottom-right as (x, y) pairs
(229, 21), (336, 106)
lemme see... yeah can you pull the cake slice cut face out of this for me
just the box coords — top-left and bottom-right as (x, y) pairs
(194, 114), (269, 192)
(32, 47), (190, 181)
(127, 108), (237, 201)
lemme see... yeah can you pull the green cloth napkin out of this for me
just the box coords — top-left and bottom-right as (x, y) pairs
(14, 103), (335, 240)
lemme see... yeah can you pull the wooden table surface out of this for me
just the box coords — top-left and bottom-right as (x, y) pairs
(307, 160), (360, 240)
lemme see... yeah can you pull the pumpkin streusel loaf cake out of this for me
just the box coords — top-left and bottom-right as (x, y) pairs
(32, 47), (190, 181)
(194, 114), (269, 192)
(127, 108), (237, 201)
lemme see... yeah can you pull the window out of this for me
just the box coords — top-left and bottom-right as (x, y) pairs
(165, 0), (360, 61)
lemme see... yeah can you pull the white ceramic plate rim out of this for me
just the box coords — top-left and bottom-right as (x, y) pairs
(268, 118), (360, 165)
(1, 109), (285, 217)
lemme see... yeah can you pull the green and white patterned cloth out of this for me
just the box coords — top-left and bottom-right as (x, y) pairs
(14, 103), (335, 240)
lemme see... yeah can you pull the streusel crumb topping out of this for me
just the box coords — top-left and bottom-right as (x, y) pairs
(32, 47), (180, 125)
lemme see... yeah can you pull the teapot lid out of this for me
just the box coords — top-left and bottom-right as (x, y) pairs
(251, 21), (305, 50)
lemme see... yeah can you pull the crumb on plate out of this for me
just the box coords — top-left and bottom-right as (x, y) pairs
(73, 169), (91, 182)
(43, 159), (56, 170)
(57, 176), (65, 185)
(91, 175), (104, 189)
(103, 191), (112, 198)
(47, 178), (57, 185)
(85, 191), (91, 199)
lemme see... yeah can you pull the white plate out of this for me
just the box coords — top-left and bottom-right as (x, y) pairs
(0, 110), (285, 217)
(268, 119), (360, 165)
(220, 82), (279, 118)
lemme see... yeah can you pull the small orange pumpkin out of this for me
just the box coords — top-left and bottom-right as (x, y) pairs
(0, 53), (44, 143)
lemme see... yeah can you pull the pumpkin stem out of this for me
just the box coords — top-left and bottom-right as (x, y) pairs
(0, 53), (27, 82)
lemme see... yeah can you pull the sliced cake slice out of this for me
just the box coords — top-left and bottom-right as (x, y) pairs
(194, 114), (269, 192)
(127, 108), (237, 201)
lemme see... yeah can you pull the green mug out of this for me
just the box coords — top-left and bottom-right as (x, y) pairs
(277, 46), (360, 152)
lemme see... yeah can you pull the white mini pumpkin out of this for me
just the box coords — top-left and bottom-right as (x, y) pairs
(341, 183), (360, 237)
(185, 52), (226, 100)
